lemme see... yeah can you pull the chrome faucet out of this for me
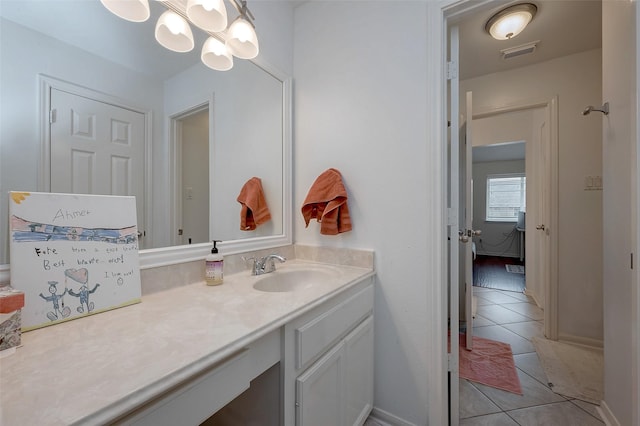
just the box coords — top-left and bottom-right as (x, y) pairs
(246, 254), (286, 275)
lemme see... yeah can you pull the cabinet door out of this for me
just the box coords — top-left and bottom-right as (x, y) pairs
(296, 342), (345, 426)
(344, 316), (374, 426)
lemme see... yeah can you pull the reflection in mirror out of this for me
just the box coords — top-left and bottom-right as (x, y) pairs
(0, 0), (291, 267)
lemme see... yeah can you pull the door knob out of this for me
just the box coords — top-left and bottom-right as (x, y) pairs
(471, 229), (482, 236)
(458, 230), (469, 243)
(536, 224), (546, 231)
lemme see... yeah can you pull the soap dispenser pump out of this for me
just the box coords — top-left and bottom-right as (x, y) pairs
(205, 240), (224, 286)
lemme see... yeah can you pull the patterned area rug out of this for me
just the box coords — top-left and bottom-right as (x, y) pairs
(458, 333), (522, 395)
(505, 264), (525, 274)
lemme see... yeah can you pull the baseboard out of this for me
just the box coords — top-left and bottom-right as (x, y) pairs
(369, 407), (416, 426)
(597, 400), (621, 426)
(475, 250), (520, 258)
(524, 288), (542, 308)
(558, 332), (604, 349)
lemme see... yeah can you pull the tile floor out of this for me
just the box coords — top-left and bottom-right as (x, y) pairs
(459, 286), (604, 425)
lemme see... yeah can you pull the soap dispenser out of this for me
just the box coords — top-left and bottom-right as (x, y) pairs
(205, 240), (224, 286)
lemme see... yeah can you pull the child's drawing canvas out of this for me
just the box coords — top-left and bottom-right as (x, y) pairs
(9, 192), (142, 331)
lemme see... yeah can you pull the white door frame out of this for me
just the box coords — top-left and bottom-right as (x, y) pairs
(38, 74), (153, 247)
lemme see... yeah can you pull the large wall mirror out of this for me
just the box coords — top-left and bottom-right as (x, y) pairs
(0, 0), (292, 270)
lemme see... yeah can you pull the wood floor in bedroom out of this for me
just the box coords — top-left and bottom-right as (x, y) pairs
(473, 255), (525, 293)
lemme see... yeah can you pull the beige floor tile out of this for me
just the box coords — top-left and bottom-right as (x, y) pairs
(460, 412), (519, 425)
(503, 321), (545, 341)
(475, 291), (523, 304)
(472, 315), (495, 327)
(502, 302), (544, 321)
(570, 399), (603, 421)
(474, 296), (496, 306)
(473, 369), (565, 411)
(508, 401), (604, 425)
(472, 325), (535, 354)
(477, 304), (532, 325)
(502, 291), (532, 302)
(514, 352), (549, 386)
(459, 379), (501, 419)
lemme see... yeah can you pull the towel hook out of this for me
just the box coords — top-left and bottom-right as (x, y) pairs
(582, 102), (609, 116)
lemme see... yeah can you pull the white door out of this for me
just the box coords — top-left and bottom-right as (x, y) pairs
(448, 25), (461, 426)
(50, 88), (146, 241)
(296, 342), (345, 426)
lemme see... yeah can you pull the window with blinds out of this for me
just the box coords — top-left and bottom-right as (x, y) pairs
(486, 174), (526, 222)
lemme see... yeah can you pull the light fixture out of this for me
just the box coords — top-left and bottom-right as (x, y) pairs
(485, 3), (537, 40)
(100, 0), (150, 22)
(186, 0), (228, 33)
(100, 0), (259, 71)
(155, 10), (195, 53)
(201, 37), (234, 71)
(226, 14), (259, 59)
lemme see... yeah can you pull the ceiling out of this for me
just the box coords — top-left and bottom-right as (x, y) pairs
(457, 0), (602, 80)
(0, 0), (222, 80)
(1, 1), (602, 82)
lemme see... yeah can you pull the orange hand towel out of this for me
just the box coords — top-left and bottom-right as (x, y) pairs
(301, 168), (352, 235)
(237, 177), (271, 231)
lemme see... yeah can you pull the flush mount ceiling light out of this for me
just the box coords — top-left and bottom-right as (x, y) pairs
(485, 3), (537, 40)
(101, 0), (259, 71)
(100, 0), (150, 22)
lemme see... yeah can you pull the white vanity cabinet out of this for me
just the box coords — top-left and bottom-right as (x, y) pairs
(283, 276), (374, 426)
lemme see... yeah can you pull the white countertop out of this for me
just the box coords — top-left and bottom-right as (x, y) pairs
(0, 260), (374, 425)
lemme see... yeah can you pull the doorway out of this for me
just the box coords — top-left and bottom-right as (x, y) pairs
(170, 104), (210, 246)
(443, 1), (601, 424)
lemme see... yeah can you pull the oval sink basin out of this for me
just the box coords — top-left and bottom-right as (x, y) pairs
(253, 269), (334, 292)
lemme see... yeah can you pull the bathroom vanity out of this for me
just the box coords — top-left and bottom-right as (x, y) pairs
(0, 256), (374, 425)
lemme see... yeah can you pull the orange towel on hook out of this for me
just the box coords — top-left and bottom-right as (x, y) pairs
(237, 177), (271, 230)
(301, 168), (352, 235)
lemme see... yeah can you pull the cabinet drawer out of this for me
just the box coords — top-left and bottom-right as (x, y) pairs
(296, 285), (373, 370)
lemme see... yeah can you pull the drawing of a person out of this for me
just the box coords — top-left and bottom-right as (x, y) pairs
(39, 281), (71, 321)
(68, 284), (100, 313)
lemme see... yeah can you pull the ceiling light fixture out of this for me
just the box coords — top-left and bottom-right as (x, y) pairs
(101, 0), (259, 71)
(485, 3), (537, 40)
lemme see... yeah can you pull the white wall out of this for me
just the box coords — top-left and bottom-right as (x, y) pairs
(294, 3), (431, 424)
(472, 160), (525, 258)
(461, 48), (604, 344)
(602, 1), (636, 424)
(0, 18), (165, 264)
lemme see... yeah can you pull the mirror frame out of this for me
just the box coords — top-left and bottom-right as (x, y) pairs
(138, 57), (292, 269)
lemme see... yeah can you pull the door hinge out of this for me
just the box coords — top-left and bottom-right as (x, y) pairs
(49, 109), (57, 124)
(631, 253), (634, 270)
(446, 61), (458, 80)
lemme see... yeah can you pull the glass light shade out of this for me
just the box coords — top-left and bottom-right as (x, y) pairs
(100, 0), (150, 22)
(155, 10), (195, 53)
(186, 0), (227, 32)
(486, 4), (537, 40)
(201, 37), (233, 71)
(226, 17), (259, 59)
